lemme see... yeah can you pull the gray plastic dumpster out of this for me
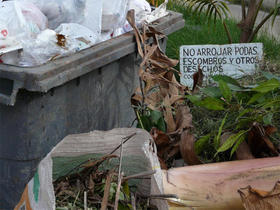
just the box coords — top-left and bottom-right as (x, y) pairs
(0, 11), (184, 209)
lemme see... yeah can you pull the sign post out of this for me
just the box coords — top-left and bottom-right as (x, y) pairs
(180, 43), (263, 87)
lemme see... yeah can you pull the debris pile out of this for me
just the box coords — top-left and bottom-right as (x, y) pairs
(53, 133), (158, 209)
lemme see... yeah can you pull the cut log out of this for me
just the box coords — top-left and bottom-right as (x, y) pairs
(162, 157), (280, 210)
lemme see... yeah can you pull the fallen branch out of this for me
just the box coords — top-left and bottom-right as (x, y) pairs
(123, 170), (156, 182)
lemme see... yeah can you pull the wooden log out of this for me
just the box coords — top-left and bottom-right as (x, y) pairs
(162, 157), (280, 210)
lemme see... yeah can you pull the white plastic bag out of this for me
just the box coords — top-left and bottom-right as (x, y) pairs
(15, 0), (85, 29)
(19, 23), (98, 66)
(128, 0), (151, 15)
(55, 23), (97, 51)
(19, 29), (66, 66)
(0, 1), (47, 39)
(102, 0), (129, 31)
(0, 1), (48, 65)
(15, 0), (103, 35)
(145, 0), (169, 23)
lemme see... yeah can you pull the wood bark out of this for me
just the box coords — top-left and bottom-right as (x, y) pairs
(162, 157), (280, 210)
(239, 0), (259, 43)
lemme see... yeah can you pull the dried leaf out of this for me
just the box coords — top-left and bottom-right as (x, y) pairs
(236, 141), (255, 160)
(239, 181), (280, 210)
(150, 47), (179, 69)
(179, 130), (202, 165)
(158, 156), (168, 170)
(192, 66), (204, 92)
(265, 126), (278, 136)
(175, 105), (193, 134)
(126, 10), (144, 57)
(248, 123), (279, 157)
(163, 95), (176, 133)
(150, 128), (180, 167)
(169, 95), (184, 105)
(88, 174), (95, 191)
(140, 44), (158, 68)
(150, 127), (171, 158)
(150, 127), (170, 149)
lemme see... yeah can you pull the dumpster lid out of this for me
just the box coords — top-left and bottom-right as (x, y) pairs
(0, 11), (184, 106)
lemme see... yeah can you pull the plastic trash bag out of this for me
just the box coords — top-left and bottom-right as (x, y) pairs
(15, 0), (103, 35)
(15, 0), (85, 29)
(55, 23), (97, 51)
(102, 0), (129, 31)
(19, 29), (66, 66)
(145, 0), (169, 23)
(19, 24), (97, 66)
(0, 1), (48, 65)
(0, 1), (47, 39)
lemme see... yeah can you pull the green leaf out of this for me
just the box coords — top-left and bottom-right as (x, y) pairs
(137, 115), (152, 131)
(263, 113), (273, 125)
(119, 191), (125, 201)
(227, 84), (251, 92)
(214, 113), (228, 149)
(150, 110), (162, 124)
(201, 86), (222, 98)
(236, 118), (254, 130)
(186, 95), (201, 105)
(252, 78), (280, 93)
(157, 117), (166, 132)
(215, 130), (247, 156)
(199, 97), (225, 110)
(230, 134), (246, 157)
(195, 134), (211, 155)
(262, 71), (280, 81)
(237, 108), (253, 120)
(212, 75), (240, 86)
(248, 92), (266, 104)
(260, 96), (280, 109)
(219, 80), (232, 101)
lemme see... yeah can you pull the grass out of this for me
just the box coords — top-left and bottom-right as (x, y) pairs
(165, 3), (280, 63)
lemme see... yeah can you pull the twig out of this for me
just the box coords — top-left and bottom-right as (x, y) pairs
(84, 191), (87, 210)
(139, 77), (146, 115)
(64, 154), (117, 177)
(101, 172), (113, 210)
(131, 193), (137, 210)
(114, 172), (124, 210)
(123, 170), (156, 182)
(146, 194), (179, 199)
(63, 133), (136, 177)
(73, 190), (80, 207)
(110, 133), (137, 154)
(114, 138), (124, 210)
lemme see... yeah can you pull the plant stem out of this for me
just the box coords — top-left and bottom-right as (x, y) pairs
(223, 21), (232, 44)
(248, 10), (275, 42)
(136, 110), (145, 129)
(241, 0), (247, 21)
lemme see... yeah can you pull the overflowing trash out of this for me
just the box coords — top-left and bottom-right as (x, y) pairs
(0, 0), (169, 66)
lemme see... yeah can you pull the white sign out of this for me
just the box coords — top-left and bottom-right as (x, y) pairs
(180, 43), (263, 87)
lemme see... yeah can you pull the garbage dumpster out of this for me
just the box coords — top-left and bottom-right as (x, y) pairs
(0, 11), (184, 209)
